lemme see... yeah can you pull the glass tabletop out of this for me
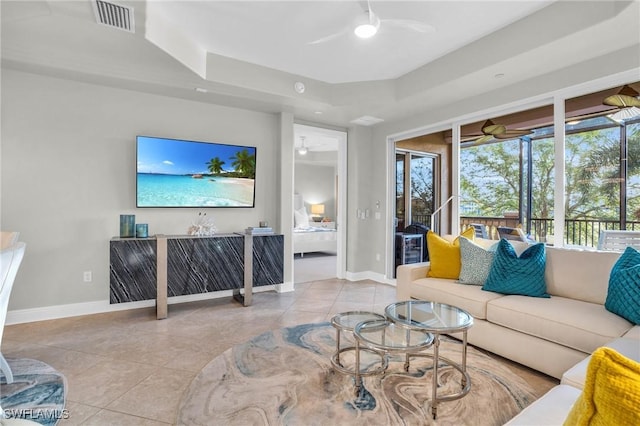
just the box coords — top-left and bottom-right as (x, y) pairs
(385, 301), (473, 333)
(331, 311), (386, 331)
(354, 319), (434, 352)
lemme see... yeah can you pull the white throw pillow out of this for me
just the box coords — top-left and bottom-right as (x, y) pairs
(294, 207), (310, 228)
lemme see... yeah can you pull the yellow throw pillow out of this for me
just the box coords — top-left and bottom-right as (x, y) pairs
(563, 347), (640, 426)
(427, 228), (475, 279)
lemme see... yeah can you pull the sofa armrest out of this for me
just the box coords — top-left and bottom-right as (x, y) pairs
(396, 262), (431, 300)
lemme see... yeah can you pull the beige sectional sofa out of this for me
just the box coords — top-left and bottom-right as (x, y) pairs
(505, 336), (640, 424)
(396, 238), (640, 379)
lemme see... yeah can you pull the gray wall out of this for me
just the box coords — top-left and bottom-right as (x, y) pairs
(1, 69), (280, 310)
(294, 163), (336, 221)
(2, 44), (638, 312)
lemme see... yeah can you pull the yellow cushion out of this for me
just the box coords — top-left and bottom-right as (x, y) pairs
(563, 347), (640, 426)
(426, 228), (475, 279)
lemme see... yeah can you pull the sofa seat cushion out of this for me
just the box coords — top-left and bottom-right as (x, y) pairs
(487, 295), (633, 353)
(409, 277), (503, 319)
(503, 385), (581, 426)
(562, 337), (640, 390)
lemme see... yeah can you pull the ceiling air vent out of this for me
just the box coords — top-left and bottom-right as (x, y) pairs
(92, 0), (135, 33)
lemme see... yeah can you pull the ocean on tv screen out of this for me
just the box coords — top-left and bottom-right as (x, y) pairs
(137, 173), (255, 207)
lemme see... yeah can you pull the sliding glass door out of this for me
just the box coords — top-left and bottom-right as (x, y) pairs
(394, 149), (438, 276)
(396, 150), (437, 232)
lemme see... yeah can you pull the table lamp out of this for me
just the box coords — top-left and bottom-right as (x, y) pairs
(311, 204), (325, 222)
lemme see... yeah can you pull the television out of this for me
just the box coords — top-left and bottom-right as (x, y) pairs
(136, 136), (257, 208)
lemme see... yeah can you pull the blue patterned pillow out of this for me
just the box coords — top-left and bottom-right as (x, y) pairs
(459, 237), (498, 285)
(482, 239), (549, 297)
(605, 247), (640, 325)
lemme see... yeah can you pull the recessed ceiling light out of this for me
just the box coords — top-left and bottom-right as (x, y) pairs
(494, 73), (505, 79)
(195, 87), (208, 93)
(314, 111), (323, 115)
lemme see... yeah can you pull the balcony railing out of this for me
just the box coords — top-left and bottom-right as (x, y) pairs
(460, 216), (640, 248)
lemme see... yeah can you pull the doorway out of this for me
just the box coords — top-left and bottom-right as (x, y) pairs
(293, 124), (347, 283)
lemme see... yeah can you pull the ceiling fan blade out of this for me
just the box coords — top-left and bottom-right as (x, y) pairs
(382, 19), (435, 33)
(494, 130), (532, 139)
(308, 27), (350, 45)
(505, 129), (532, 136)
(475, 135), (494, 144)
(482, 123), (506, 136)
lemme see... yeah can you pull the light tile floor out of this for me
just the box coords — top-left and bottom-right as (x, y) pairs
(2, 279), (398, 425)
(3, 279), (556, 425)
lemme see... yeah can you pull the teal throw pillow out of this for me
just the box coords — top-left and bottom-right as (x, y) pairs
(605, 246), (640, 325)
(459, 237), (497, 285)
(482, 239), (549, 297)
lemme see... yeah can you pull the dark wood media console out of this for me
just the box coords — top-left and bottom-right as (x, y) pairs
(109, 233), (284, 319)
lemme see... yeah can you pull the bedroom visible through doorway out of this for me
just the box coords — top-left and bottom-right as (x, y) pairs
(293, 124), (347, 283)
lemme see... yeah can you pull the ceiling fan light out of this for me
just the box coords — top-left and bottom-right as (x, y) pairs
(354, 23), (377, 38)
(354, 9), (379, 39)
(298, 136), (308, 155)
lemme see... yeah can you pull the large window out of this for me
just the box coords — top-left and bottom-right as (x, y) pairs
(459, 98), (640, 247)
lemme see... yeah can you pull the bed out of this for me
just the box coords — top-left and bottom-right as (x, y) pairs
(293, 194), (337, 256)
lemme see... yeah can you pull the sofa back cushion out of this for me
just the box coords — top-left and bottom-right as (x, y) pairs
(545, 247), (620, 304)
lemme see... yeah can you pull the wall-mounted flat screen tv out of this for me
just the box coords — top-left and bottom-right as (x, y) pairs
(136, 136), (256, 208)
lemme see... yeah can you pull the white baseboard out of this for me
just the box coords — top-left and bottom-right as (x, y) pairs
(345, 270), (395, 286)
(5, 285), (278, 325)
(6, 275), (383, 325)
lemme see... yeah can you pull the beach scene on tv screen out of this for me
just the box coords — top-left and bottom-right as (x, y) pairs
(137, 136), (256, 207)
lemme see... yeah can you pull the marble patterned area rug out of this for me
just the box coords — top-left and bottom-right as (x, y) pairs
(177, 323), (553, 426)
(0, 358), (67, 426)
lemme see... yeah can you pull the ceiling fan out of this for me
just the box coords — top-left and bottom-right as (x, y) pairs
(309, 0), (435, 45)
(471, 119), (533, 144)
(603, 85), (640, 123)
(603, 85), (640, 108)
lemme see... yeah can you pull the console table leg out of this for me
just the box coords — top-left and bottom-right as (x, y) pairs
(156, 236), (168, 320)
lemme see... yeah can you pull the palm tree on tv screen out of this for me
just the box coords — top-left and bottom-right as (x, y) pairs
(206, 157), (225, 175)
(231, 149), (256, 178)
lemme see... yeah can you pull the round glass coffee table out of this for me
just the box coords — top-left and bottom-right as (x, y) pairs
(330, 311), (388, 388)
(354, 318), (433, 393)
(385, 301), (474, 419)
